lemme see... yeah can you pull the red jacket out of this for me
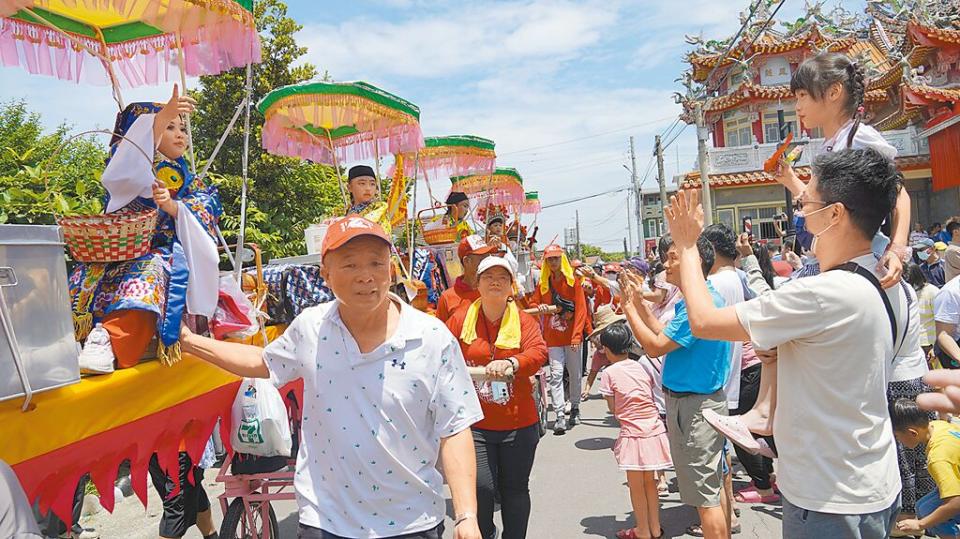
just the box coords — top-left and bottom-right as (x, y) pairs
(530, 275), (589, 347)
(446, 307), (548, 431)
(436, 276), (480, 323)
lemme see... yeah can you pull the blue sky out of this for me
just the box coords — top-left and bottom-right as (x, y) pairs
(0, 0), (865, 253)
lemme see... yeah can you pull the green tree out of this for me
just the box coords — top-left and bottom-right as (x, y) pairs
(192, 0), (342, 259)
(578, 243), (625, 262)
(0, 100), (106, 224)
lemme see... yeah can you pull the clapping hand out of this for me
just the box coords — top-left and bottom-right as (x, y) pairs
(664, 189), (704, 251)
(618, 270), (645, 307)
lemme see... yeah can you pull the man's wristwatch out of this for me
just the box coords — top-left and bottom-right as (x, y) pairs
(454, 512), (476, 527)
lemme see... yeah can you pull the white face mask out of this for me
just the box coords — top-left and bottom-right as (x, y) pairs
(805, 203), (837, 258)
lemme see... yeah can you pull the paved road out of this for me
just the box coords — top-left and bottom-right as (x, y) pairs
(82, 395), (783, 538)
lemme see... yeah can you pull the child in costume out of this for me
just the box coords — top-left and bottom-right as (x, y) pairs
(344, 164), (392, 235)
(71, 86), (222, 368)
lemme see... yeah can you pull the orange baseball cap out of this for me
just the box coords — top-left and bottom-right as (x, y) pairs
(458, 234), (496, 259)
(321, 215), (391, 257)
(543, 244), (564, 258)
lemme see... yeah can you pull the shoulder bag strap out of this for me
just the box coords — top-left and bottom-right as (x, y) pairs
(828, 262), (897, 349)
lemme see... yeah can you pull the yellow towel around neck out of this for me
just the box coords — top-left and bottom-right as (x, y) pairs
(539, 252), (575, 295)
(460, 299), (522, 349)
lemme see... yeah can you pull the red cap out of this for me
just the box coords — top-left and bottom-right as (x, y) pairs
(543, 244), (564, 258)
(603, 263), (621, 273)
(321, 215), (391, 257)
(458, 234), (496, 260)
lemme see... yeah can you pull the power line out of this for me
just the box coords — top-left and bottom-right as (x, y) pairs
(497, 116), (677, 156)
(711, 0), (789, 93)
(542, 185), (632, 209)
(582, 197), (629, 227)
(698, 0), (767, 98)
(661, 122), (691, 151)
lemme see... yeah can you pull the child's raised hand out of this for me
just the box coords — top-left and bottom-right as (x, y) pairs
(773, 158), (803, 196)
(159, 84), (196, 120)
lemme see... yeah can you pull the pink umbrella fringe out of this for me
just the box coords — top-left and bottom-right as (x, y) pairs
(262, 114), (424, 166)
(0, 15), (260, 87)
(387, 154), (496, 180)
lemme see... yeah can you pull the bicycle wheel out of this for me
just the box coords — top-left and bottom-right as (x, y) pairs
(220, 497), (280, 539)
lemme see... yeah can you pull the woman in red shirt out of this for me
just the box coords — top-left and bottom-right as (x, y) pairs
(446, 256), (548, 539)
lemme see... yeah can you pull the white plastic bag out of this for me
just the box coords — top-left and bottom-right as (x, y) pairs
(230, 378), (292, 457)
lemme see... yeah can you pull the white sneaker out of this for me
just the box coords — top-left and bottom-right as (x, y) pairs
(78, 324), (115, 375)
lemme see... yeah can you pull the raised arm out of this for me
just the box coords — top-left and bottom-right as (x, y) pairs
(620, 272), (678, 357)
(153, 84), (196, 144)
(667, 190), (750, 342)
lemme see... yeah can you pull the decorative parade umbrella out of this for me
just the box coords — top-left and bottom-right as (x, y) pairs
(451, 167), (525, 205)
(0, 0), (260, 97)
(521, 191), (540, 214)
(394, 134), (496, 178)
(257, 80), (424, 170)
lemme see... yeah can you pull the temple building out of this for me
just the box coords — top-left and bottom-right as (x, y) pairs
(676, 1), (959, 241)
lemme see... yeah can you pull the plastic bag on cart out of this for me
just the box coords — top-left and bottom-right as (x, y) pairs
(231, 378), (292, 457)
(211, 273), (259, 340)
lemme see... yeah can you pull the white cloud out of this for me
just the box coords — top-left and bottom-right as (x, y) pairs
(298, 0), (619, 79)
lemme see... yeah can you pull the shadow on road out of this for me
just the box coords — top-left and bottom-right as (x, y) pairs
(575, 437), (616, 451)
(580, 514), (634, 537)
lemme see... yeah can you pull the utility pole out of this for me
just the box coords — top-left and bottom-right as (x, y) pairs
(626, 190), (633, 255)
(655, 134), (668, 233)
(630, 136), (645, 256)
(575, 210), (582, 260)
(695, 102), (714, 226)
(623, 238), (628, 260)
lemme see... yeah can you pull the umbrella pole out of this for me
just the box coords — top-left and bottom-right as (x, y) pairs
(235, 60), (254, 281)
(297, 127), (349, 210)
(175, 34), (197, 174)
(373, 139), (383, 202)
(409, 153), (421, 272)
(322, 129), (350, 210)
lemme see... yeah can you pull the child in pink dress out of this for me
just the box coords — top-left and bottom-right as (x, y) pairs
(598, 320), (671, 539)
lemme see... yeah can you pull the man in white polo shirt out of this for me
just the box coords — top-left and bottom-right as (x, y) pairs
(180, 215), (483, 539)
(664, 148), (905, 538)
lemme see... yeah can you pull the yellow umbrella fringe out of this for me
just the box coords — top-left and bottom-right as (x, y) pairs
(419, 146), (496, 159)
(263, 93), (418, 128)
